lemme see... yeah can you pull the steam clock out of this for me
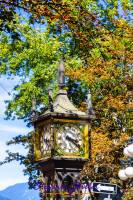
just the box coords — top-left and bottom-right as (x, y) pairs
(31, 59), (95, 199)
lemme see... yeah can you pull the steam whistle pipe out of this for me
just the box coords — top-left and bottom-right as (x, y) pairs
(32, 95), (36, 118)
(58, 58), (65, 89)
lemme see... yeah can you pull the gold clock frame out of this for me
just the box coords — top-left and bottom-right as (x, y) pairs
(34, 116), (90, 161)
(55, 123), (84, 156)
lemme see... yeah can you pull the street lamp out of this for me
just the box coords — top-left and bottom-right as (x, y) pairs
(125, 166), (133, 178)
(118, 136), (133, 180)
(118, 169), (128, 180)
(123, 147), (132, 157)
(127, 144), (133, 156)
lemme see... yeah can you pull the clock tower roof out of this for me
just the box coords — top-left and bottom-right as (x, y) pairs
(31, 59), (95, 123)
(42, 58), (95, 118)
(45, 88), (88, 116)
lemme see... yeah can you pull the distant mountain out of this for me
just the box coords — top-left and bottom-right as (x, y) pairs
(0, 183), (40, 200)
(0, 195), (11, 200)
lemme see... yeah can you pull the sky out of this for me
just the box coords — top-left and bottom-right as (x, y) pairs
(0, 7), (47, 191)
(0, 75), (33, 190)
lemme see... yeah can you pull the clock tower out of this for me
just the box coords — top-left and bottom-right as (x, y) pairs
(31, 59), (95, 200)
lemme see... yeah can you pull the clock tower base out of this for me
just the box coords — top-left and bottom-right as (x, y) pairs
(39, 158), (88, 200)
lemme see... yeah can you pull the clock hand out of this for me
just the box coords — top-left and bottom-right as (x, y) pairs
(44, 139), (49, 143)
(66, 135), (80, 148)
(66, 135), (78, 143)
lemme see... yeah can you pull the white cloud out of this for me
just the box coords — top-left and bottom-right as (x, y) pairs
(0, 77), (31, 191)
(0, 124), (32, 135)
(0, 141), (9, 161)
(0, 94), (12, 101)
(0, 145), (29, 190)
(0, 76), (21, 115)
(0, 180), (28, 191)
(0, 141), (28, 161)
(0, 161), (29, 190)
(0, 75), (21, 89)
(0, 93), (12, 114)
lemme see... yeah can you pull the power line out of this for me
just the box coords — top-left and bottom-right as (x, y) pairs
(0, 83), (12, 96)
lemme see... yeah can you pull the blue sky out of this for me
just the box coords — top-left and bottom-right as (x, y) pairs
(0, 75), (33, 190)
(0, 8), (45, 190)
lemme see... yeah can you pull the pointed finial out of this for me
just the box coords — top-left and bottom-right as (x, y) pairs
(58, 58), (65, 89)
(32, 95), (36, 118)
(49, 88), (54, 112)
(87, 90), (92, 110)
(87, 90), (95, 116)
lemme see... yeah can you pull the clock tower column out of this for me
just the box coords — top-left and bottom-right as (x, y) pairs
(31, 59), (95, 200)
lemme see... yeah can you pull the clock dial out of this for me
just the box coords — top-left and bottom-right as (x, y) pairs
(56, 124), (83, 154)
(40, 125), (51, 155)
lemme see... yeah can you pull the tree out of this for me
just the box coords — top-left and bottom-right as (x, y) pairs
(122, 186), (133, 200)
(0, 0), (26, 39)
(0, 15), (89, 191)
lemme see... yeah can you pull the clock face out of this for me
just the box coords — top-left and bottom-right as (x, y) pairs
(56, 124), (83, 154)
(40, 125), (51, 155)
